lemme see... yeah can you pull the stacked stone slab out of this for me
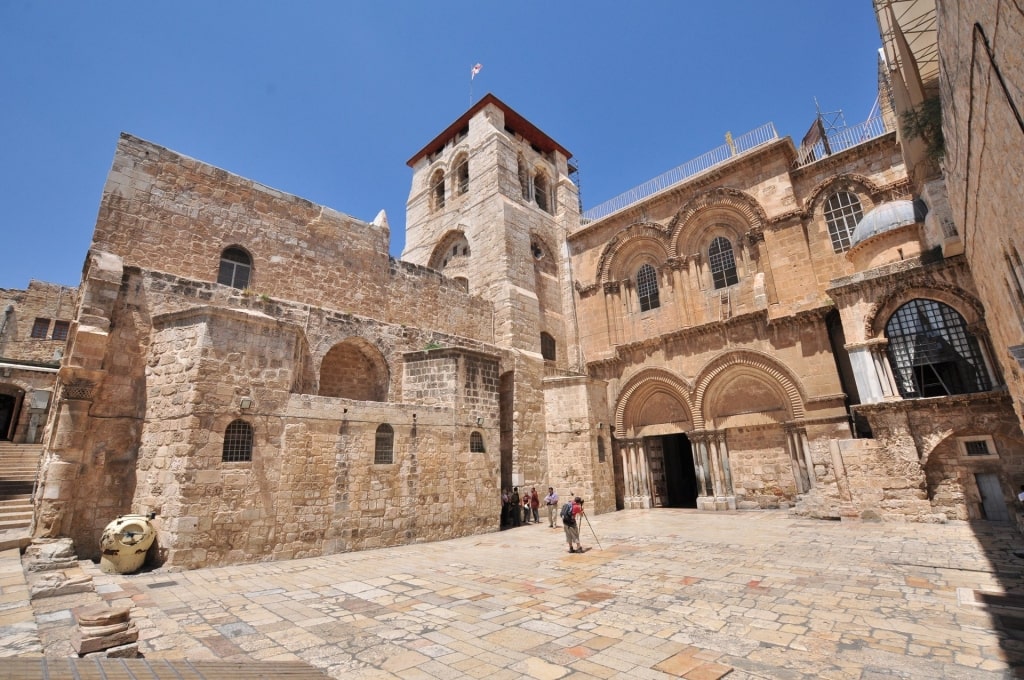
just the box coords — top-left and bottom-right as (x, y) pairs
(71, 603), (138, 657)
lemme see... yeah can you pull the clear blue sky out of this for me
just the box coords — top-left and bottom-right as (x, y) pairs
(0, 1), (882, 289)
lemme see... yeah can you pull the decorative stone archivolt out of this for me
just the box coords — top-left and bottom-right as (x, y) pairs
(692, 350), (806, 430)
(804, 173), (880, 216)
(669, 187), (767, 255)
(613, 368), (696, 438)
(595, 222), (671, 285)
(863, 283), (986, 340)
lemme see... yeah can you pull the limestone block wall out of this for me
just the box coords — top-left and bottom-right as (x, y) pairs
(938, 0), (1024, 432)
(541, 376), (614, 513)
(727, 426), (795, 505)
(92, 135), (493, 342)
(848, 393), (1024, 521)
(0, 281), (78, 364)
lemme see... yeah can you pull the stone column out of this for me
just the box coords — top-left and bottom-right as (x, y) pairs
(748, 231), (778, 305)
(604, 282), (622, 347)
(668, 257), (691, 327)
(637, 439), (651, 509)
(797, 428), (815, 489)
(785, 425), (809, 493)
(711, 430), (736, 509)
(871, 341), (900, 398)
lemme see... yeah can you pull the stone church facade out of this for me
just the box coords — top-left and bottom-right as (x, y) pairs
(29, 68), (1024, 566)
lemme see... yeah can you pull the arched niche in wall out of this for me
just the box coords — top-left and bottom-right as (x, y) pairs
(318, 337), (390, 402)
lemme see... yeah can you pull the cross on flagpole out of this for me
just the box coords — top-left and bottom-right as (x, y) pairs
(470, 63), (482, 106)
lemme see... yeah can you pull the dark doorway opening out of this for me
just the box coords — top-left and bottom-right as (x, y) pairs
(0, 394), (15, 441)
(662, 433), (697, 508)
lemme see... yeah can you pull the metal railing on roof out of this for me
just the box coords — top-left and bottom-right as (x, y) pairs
(794, 116), (889, 167)
(581, 122), (779, 223)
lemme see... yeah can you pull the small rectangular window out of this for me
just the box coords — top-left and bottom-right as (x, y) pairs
(51, 320), (70, 341)
(31, 318), (50, 339)
(958, 436), (997, 458)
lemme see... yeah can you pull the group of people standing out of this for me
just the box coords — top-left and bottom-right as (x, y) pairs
(500, 486), (586, 554)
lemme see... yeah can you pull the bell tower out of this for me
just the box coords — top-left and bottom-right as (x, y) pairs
(403, 94), (588, 495)
(403, 94), (579, 364)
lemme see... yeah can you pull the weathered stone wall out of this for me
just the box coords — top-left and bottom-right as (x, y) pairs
(727, 426), (795, 506)
(0, 281), (78, 364)
(93, 135), (494, 343)
(938, 0), (1024, 433)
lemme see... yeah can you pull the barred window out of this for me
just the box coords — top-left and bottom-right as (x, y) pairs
(30, 318), (50, 339)
(885, 298), (992, 398)
(540, 332), (556, 361)
(534, 172), (551, 213)
(470, 431), (486, 453)
(636, 264), (660, 312)
(431, 170), (445, 211)
(51, 320), (70, 341)
(824, 191), (863, 253)
(455, 155), (469, 195)
(218, 247), (252, 289)
(709, 237), (738, 289)
(222, 420), (254, 462)
(374, 424), (394, 464)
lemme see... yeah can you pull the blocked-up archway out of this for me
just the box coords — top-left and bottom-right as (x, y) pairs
(318, 338), (389, 402)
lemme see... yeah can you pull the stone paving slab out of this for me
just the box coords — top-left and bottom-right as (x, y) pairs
(7, 510), (1024, 678)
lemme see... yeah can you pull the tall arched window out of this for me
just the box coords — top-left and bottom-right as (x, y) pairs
(430, 169), (445, 211)
(540, 332), (556, 361)
(222, 420), (253, 462)
(709, 237), (738, 289)
(636, 264), (660, 312)
(823, 191), (863, 253)
(218, 247), (252, 289)
(885, 298), (992, 398)
(470, 431), (486, 453)
(455, 155), (469, 195)
(374, 424), (394, 464)
(533, 172), (551, 213)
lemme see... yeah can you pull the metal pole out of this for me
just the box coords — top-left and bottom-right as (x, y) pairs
(581, 511), (602, 551)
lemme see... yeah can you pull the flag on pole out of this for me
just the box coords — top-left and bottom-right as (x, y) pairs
(471, 63), (482, 80)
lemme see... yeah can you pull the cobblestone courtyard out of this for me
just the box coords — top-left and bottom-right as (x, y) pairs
(10, 509), (1024, 679)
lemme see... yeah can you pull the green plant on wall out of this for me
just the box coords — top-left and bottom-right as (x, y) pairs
(901, 96), (944, 162)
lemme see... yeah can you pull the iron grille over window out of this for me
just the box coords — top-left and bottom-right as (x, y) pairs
(470, 431), (486, 453)
(456, 157), (469, 195)
(51, 320), (70, 341)
(824, 191), (863, 253)
(636, 264), (660, 312)
(964, 440), (991, 456)
(374, 424), (394, 464)
(540, 332), (556, 361)
(218, 247), (252, 289)
(709, 237), (738, 289)
(222, 420), (254, 462)
(431, 170), (445, 210)
(30, 318), (50, 339)
(885, 299), (992, 398)
(534, 173), (550, 213)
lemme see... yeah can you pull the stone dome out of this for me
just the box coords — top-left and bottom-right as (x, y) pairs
(850, 199), (926, 247)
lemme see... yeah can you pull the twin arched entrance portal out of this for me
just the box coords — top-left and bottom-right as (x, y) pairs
(613, 357), (811, 511)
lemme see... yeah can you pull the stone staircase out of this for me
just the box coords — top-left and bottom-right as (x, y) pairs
(0, 442), (42, 547)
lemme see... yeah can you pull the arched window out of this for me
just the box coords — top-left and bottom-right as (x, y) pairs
(470, 431), (486, 453)
(430, 169), (445, 211)
(222, 420), (253, 462)
(374, 424), (394, 464)
(636, 263), (660, 312)
(218, 247), (252, 289)
(885, 298), (992, 398)
(455, 155), (469, 195)
(709, 237), (738, 289)
(533, 172), (551, 213)
(540, 332), (556, 361)
(823, 191), (863, 253)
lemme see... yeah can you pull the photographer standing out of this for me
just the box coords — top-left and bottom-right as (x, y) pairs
(562, 496), (584, 553)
